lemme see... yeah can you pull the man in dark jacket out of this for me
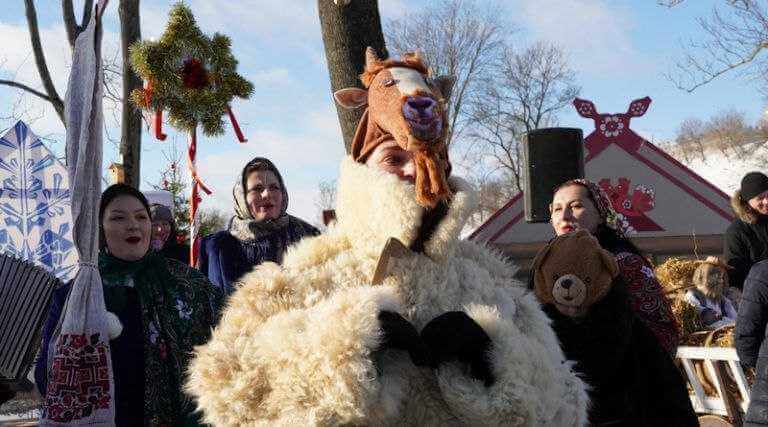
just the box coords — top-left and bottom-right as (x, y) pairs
(736, 260), (768, 426)
(724, 172), (768, 290)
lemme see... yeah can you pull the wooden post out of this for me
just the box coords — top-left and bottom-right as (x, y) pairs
(119, 0), (142, 188)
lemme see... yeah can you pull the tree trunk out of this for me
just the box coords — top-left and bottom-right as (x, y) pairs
(317, 0), (387, 153)
(119, 0), (142, 188)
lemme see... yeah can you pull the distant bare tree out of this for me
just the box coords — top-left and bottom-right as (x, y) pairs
(314, 180), (337, 229)
(198, 208), (227, 238)
(385, 0), (506, 147)
(1, 0), (143, 187)
(705, 109), (752, 158)
(462, 170), (517, 230)
(468, 41), (580, 193)
(675, 117), (707, 162)
(496, 42), (581, 133)
(467, 90), (526, 193)
(670, 109), (761, 164)
(661, 0), (768, 93)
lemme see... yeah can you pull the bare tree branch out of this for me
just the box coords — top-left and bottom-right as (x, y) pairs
(63, 0), (78, 48)
(0, 79), (53, 102)
(657, 0), (684, 6)
(386, 0), (506, 148)
(465, 40), (578, 195)
(24, 0), (65, 124)
(664, 0), (768, 92)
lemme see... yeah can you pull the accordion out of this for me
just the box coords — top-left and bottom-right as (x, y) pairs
(0, 253), (61, 384)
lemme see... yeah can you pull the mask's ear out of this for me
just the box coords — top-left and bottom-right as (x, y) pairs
(431, 75), (455, 101)
(333, 87), (369, 109)
(532, 241), (555, 302)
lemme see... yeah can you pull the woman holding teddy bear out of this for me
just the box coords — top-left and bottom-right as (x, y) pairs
(549, 178), (680, 354)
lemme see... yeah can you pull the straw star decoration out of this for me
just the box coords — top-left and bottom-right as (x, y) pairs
(129, 3), (253, 138)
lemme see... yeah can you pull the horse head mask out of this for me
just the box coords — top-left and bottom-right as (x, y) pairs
(334, 47), (455, 208)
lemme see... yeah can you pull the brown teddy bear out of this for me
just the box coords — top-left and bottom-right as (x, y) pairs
(532, 229), (619, 317)
(532, 230), (697, 427)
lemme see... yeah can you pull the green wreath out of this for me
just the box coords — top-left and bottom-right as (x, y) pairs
(129, 3), (253, 136)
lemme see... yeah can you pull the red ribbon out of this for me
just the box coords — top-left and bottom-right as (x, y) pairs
(143, 80), (167, 141)
(154, 110), (167, 141)
(187, 129), (212, 195)
(189, 179), (200, 267)
(227, 105), (247, 143)
(187, 127), (208, 267)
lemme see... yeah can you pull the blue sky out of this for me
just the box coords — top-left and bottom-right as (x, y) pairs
(0, 0), (764, 225)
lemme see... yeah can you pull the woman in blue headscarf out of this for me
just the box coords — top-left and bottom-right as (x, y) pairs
(197, 157), (319, 294)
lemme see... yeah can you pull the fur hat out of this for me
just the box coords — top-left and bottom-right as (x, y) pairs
(740, 171), (768, 202)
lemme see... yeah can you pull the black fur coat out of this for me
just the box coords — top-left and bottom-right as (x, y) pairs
(543, 278), (697, 426)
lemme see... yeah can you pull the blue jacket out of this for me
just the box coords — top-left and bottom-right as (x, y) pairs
(199, 216), (319, 295)
(736, 260), (768, 426)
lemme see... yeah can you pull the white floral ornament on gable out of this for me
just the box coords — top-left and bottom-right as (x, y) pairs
(0, 120), (78, 281)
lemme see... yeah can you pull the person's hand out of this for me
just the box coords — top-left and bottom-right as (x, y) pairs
(378, 311), (431, 367)
(700, 308), (721, 325)
(421, 311), (495, 386)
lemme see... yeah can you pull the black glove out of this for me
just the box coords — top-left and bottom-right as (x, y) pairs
(421, 311), (495, 386)
(378, 311), (431, 367)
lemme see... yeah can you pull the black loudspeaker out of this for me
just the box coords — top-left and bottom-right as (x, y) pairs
(523, 128), (585, 223)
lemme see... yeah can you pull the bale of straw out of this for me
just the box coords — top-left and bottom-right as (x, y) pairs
(655, 257), (700, 295)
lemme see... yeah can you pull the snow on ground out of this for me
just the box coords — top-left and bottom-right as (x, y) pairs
(670, 141), (768, 196)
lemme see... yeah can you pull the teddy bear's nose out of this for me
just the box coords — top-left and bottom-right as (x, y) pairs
(560, 278), (573, 289)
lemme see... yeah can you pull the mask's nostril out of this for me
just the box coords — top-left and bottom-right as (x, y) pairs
(406, 96), (435, 110)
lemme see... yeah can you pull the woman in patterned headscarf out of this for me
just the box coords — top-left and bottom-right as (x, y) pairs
(197, 157), (319, 295)
(548, 179), (680, 354)
(35, 184), (222, 425)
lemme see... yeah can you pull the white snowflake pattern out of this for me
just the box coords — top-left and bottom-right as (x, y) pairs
(0, 121), (78, 281)
(599, 115), (625, 138)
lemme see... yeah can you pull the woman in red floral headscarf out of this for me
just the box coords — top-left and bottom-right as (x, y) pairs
(548, 179), (680, 354)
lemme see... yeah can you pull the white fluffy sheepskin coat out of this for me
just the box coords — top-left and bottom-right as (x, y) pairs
(186, 157), (588, 426)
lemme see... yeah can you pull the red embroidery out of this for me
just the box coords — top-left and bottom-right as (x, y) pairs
(617, 252), (680, 353)
(43, 333), (112, 422)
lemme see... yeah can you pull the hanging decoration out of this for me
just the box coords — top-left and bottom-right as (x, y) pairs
(129, 3), (253, 266)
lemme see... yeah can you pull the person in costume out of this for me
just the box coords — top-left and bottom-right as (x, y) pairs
(197, 157), (319, 295)
(186, 49), (588, 426)
(35, 184), (223, 426)
(724, 171), (768, 291)
(684, 256), (738, 329)
(149, 203), (190, 264)
(548, 179), (680, 354)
